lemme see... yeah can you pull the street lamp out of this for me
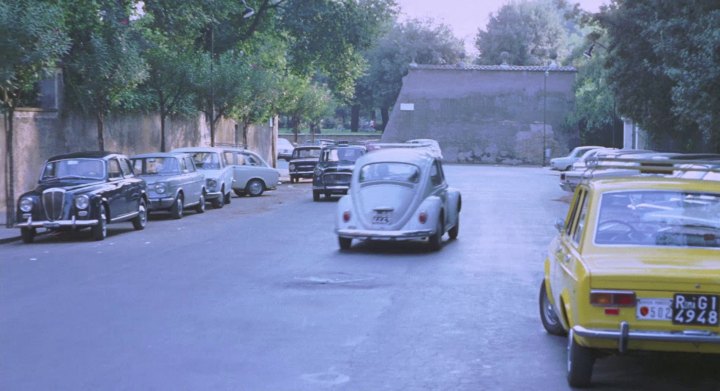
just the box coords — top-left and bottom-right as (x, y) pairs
(542, 62), (558, 167)
(209, 0), (255, 146)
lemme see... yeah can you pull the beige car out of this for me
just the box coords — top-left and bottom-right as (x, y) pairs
(222, 147), (280, 197)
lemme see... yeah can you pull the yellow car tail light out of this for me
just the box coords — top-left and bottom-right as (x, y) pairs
(590, 290), (636, 307)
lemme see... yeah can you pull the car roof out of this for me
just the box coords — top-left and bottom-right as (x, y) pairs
(356, 147), (435, 167)
(131, 152), (188, 159)
(172, 146), (224, 153)
(295, 145), (321, 150)
(589, 176), (720, 193)
(47, 151), (121, 161)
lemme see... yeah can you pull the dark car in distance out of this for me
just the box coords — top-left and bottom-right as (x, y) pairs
(312, 144), (366, 201)
(288, 145), (322, 183)
(15, 151), (148, 242)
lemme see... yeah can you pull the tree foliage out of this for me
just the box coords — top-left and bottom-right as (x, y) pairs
(598, 0), (720, 151)
(475, 0), (567, 65)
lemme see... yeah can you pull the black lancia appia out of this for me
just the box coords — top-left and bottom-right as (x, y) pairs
(15, 151), (148, 242)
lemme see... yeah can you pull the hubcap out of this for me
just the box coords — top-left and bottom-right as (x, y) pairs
(249, 181), (262, 195)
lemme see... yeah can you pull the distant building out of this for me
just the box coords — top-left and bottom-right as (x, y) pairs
(382, 64), (577, 164)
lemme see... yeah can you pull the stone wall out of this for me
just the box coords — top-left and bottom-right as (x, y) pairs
(2, 109), (276, 215)
(382, 64), (578, 164)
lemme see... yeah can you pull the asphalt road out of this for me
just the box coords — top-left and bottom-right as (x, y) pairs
(1, 165), (719, 390)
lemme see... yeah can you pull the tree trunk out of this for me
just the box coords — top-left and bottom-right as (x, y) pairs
(4, 108), (16, 227)
(96, 111), (105, 151)
(380, 107), (389, 132)
(243, 121), (250, 148)
(292, 115), (300, 144)
(159, 94), (167, 152)
(350, 105), (360, 132)
(209, 114), (216, 147)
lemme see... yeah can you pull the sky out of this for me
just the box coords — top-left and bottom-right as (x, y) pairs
(394, 0), (609, 55)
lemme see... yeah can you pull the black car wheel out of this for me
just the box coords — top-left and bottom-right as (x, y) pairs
(539, 281), (566, 336)
(92, 205), (108, 241)
(313, 190), (320, 202)
(20, 228), (36, 244)
(246, 179), (264, 197)
(448, 216), (459, 240)
(567, 330), (595, 388)
(195, 193), (206, 213)
(428, 215), (443, 251)
(339, 236), (352, 250)
(170, 194), (184, 219)
(132, 200), (147, 230)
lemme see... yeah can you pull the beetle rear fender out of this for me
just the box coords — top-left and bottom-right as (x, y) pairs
(418, 196), (443, 227)
(336, 195), (353, 229)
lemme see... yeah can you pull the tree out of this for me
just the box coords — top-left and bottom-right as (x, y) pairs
(63, 0), (148, 151)
(475, 0), (567, 66)
(0, 0), (69, 226)
(355, 18), (465, 131)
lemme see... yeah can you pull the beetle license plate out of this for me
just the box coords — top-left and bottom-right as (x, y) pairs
(372, 211), (392, 225)
(672, 294), (719, 326)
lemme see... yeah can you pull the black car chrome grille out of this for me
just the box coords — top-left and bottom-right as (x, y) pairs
(323, 173), (351, 186)
(296, 164), (315, 171)
(42, 188), (66, 221)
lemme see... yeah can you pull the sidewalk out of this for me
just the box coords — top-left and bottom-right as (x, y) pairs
(0, 211), (20, 244)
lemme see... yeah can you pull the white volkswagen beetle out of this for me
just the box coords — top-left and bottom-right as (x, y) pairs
(336, 148), (461, 251)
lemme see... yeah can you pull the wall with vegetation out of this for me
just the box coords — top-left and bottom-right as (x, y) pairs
(382, 65), (577, 164)
(2, 110), (274, 212)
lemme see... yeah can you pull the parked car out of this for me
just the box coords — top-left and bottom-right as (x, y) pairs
(15, 151), (148, 242)
(277, 138), (295, 161)
(406, 139), (444, 160)
(335, 148), (461, 251)
(288, 145), (322, 183)
(540, 160), (720, 387)
(559, 148), (618, 192)
(171, 147), (233, 208)
(550, 145), (604, 171)
(222, 147), (280, 197)
(130, 152), (206, 218)
(365, 141), (430, 154)
(312, 144), (367, 201)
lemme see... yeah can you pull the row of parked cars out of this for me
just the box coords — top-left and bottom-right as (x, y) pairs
(542, 146), (720, 387)
(14, 146), (281, 243)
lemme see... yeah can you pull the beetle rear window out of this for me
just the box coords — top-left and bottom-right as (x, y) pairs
(359, 163), (420, 183)
(595, 190), (720, 248)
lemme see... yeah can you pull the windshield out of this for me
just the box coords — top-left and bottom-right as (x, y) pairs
(595, 190), (720, 248)
(321, 147), (364, 163)
(191, 152), (221, 170)
(359, 162), (420, 183)
(294, 148), (321, 159)
(41, 158), (106, 181)
(132, 157), (180, 175)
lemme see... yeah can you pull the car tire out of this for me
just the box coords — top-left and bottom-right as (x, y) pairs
(212, 194), (224, 209)
(132, 200), (147, 230)
(224, 188), (231, 204)
(233, 189), (245, 197)
(339, 236), (352, 250)
(246, 179), (264, 197)
(170, 194), (184, 219)
(428, 215), (443, 251)
(567, 330), (595, 388)
(539, 281), (566, 336)
(313, 190), (320, 202)
(195, 193), (206, 213)
(92, 205), (108, 241)
(290, 175), (297, 183)
(448, 217), (459, 240)
(21, 228), (36, 244)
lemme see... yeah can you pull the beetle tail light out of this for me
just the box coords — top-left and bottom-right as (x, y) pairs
(590, 290), (636, 307)
(418, 212), (427, 224)
(342, 211), (351, 222)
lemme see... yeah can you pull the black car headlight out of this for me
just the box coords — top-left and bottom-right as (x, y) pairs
(19, 197), (34, 212)
(289, 164), (295, 171)
(74, 195), (89, 210)
(206, 178), (217, 190)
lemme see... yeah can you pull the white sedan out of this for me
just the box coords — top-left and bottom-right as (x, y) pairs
(222, 147), (280, 197)
(335, 148), (461, 251)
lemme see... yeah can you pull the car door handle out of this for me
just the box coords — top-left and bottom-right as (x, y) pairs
(562, 254), (571, 263)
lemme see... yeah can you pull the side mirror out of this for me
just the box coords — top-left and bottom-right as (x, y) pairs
(554, 218), (564, 232)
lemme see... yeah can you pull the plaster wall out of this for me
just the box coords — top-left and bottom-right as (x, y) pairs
(2, 110), (275, 215)
(382, 66), (577, 164)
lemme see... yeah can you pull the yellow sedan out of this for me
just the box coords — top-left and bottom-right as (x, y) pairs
(540, 175), (720, 387)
